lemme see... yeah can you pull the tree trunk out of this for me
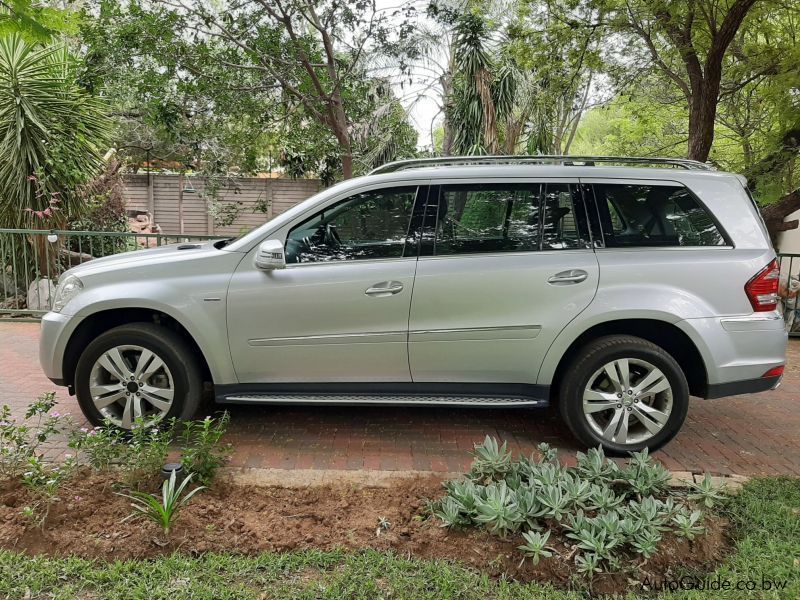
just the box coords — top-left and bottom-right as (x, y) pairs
(687, 87), (719, 162)
(475, 68), (499, 154)
(760, 188), (800, 243)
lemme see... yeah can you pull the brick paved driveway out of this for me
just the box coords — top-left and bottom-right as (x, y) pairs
(2, 321), (798, 476)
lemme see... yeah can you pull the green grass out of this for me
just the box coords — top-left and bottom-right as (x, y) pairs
(0, 478), (797, 599)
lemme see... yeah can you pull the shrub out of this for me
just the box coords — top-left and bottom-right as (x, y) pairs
(118, 470), (205, 538)
(69, 418), (174, 488)
(179, 412), (232, 485)
(0, 393), (69, 481)
(430, 439), (724, 581)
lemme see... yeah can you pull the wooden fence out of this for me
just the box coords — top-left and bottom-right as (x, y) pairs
(123, 174), (322, 236)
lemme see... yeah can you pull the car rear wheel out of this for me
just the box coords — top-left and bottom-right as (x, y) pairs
(559, 335), (689, 454)
(75, 323), (202, 429)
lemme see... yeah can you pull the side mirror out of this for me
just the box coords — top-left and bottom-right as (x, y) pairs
(255, 239), (286, 270)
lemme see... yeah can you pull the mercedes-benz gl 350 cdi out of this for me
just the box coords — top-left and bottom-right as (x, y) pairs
(40, 156), (787, 453)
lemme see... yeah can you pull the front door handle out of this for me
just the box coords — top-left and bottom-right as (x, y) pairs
(365, 281), (404, 297)
(547, 269), (588, 285)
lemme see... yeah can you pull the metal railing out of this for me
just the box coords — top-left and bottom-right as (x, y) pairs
(777, 253), (800, 337)
(0, 228), (223, 317)
(369, 155), (714, 175)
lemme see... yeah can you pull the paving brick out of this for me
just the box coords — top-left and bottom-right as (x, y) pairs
(3, 321), (800, 477)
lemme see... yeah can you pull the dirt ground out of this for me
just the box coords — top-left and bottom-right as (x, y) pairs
(0, 471), (729, 595)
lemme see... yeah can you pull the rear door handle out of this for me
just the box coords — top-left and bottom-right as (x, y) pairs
(365, 281), (404, 297)
(547, 269), (588, 285)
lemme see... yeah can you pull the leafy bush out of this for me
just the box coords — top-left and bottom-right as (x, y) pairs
(69, 418), (173, 488)
(431, 438), (724, 581)
(0, 393), (69, 480)
(178, 412), (232, 485)
(117, 470), (205, 537)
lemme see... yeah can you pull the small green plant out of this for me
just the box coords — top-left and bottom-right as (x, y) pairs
(672, 508), (705, 540)
(118, 471), (205, 537)
(688, 474), (726, 508)
(575, 552), (602, 577)
(631, 527), (662, 559)
(470, 435), (512, 481)
(122, 419), (175, 487)
(68, 423), (127, 470)
(473, 481), (521, 537)
(433, 496), (468, 528)
(517, 530), (553, 565)
(20, 454), (76, 527)
(576, 446), (618, 483)
(0, 393), (67, 480)
(536, 442), (558, 463)
(179, 412), (232, 485)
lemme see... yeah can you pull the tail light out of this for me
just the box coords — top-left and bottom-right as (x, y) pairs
(745, 259), (779, 312)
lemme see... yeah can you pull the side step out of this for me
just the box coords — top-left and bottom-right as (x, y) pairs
(218, 393), (547, 408)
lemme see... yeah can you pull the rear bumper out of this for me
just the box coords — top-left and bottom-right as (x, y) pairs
(704, 375), (782, 399)
(678, 312), (787, 392)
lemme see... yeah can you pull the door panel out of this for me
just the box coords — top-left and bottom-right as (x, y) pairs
(227, 185), (426, 384)
(408, 180), (599, 384)
(228, 259), (416, 382)
(409, 251), (599, 383)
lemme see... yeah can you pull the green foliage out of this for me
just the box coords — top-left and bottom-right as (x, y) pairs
(689, 474), (727, 508)
(517, 530), (553, 565)
(0, 392), (67, 480)
(117, 470), (205, 537)
(0, 34), (110, 230)
(20, 454), (76, 527)
(469, 435), (512, 481)
(431, 436), (725, 581)
(178, 412), (232, 486)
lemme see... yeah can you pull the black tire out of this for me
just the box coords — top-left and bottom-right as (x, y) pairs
(558, 335), (689, 455)
(74, 323), (203, 428)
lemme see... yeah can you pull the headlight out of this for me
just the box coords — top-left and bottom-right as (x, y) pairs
(52, 275), (83, 313)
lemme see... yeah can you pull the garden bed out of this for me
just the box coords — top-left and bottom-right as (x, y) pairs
(0, 470), (729, 596)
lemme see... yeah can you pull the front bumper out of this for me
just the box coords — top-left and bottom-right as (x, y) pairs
(39, 311), (82, 386)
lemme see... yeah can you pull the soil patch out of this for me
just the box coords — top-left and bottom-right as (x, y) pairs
(0, 471), (729, 595)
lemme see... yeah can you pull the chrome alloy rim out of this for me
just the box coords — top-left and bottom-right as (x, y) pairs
(88, 345), (174, 428)
(582, 358), (673, 445)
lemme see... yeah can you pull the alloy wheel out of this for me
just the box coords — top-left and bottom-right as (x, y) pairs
(582, 357), (673, 446)
(88, 344), (174, 428)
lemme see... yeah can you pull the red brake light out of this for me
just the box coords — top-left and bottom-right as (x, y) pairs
(745, 259), (779, 312)
(762, 365), (784, 378)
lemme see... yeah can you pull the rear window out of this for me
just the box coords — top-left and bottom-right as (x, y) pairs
(592, 183), (727, 247)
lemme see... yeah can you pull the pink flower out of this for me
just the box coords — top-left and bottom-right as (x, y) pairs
(50, 411), (60, 418)
(74, 495), (83, 502)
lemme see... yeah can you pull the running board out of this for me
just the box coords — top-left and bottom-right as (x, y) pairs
(218, 393), (547, 408)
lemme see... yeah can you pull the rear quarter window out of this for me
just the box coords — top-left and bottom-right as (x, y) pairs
(592, 183), (727, 247)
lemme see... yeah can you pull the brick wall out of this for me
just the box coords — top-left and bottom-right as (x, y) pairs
(123, 174), (323, 236)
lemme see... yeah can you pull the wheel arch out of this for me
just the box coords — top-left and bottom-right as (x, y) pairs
(546, 318), (708, 401)
(63, 307), (214, 389)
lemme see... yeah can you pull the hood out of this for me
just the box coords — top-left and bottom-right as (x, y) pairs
(64, 240), (226, 280)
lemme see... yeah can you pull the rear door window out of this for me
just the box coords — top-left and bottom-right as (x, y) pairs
(422, 182), (589, 256)
(591, 183), (727, 247)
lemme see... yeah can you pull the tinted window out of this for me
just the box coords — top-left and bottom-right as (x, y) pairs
(541, 183), (586, 250)
(593, 184), (726, 247)
(285, 187), (417, 263)
(430, 184), (541, 255)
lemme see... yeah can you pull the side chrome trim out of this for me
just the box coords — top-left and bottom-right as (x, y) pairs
(248, 331), (407, 346)
(409, 324), (541, 342)
(720, 313), (784, 332)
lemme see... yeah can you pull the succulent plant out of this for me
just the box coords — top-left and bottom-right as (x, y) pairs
(518, 530), (554, 565)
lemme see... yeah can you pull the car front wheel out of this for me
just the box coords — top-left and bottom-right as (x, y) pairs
(559, 335), (689, 454)
(74, 323), (202, 429)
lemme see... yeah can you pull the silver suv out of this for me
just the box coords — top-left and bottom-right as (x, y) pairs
(39, 156), (787, 453)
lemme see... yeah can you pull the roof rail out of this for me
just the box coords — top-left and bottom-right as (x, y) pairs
(368, 155), (714, 175)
